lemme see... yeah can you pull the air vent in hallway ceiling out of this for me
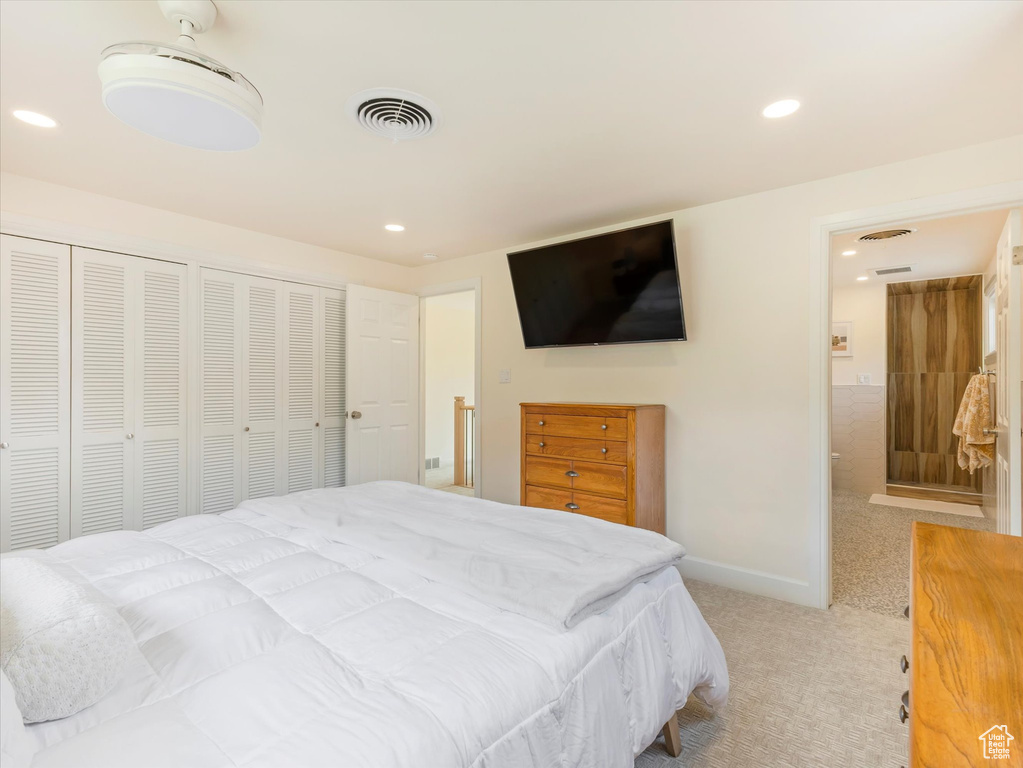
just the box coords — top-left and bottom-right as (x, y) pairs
(874, 265), (913, 276)
(858, 228), (915, 241)
(344, 88), (441, 142)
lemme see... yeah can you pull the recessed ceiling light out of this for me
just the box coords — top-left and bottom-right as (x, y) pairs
(762, 99), (800, 118)
(856, 276), (869, 281)
(384, 224), (405, 232)
(423, 253), (437, 260)
(12, 110), (58, 128)
(841, 250), (857, 257)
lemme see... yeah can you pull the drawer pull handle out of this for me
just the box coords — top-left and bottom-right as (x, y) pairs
(900, 655), (908, 674)
(538, 420), (545, 426)
(601, 447), (608, 454)
(903, 605), (909, 619)
(565, 470), (579, 477)
(539, 442), (545, 448)
(899, 704), (908, 724)
(901, 691), (909, 708)
(601, 424), (607, 430)
(565, 503), (579, 510)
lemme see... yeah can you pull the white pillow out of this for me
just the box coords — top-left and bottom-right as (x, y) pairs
(0, 557), (134, 723)
(0, 669), (34, 768)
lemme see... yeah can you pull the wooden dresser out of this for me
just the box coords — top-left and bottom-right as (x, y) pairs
(520, 403), (665, 533)
(906, 522), (1023, 767)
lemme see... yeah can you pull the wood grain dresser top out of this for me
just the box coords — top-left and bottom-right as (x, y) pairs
(910, 522), (1023, 767)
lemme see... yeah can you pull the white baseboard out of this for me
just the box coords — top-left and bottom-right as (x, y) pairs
(677, 556), (817, 608)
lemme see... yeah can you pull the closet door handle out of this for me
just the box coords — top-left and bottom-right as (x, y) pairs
(244, 426), (250, 432)
(125, 433), (134, 440)
(0, 442), (8, 449)
(315, 422), (320, 427)
(565, 470), (579, 477)
(565, 503), (579, 510)
(351, 411), (362, 420)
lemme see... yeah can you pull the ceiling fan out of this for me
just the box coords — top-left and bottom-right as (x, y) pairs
(98, 0), (262, 151)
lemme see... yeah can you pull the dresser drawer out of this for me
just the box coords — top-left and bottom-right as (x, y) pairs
(524, 456), (628, 499)
(524, 485), (628, 525)
(525, 433), (628, 463)
(524, 412), (627, 441)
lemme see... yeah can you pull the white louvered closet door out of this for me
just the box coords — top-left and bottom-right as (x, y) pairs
(242, 276), (284, 500)
(283, 282), (320, 493)
(320, 288), (346, 488)
(199, 269), (243, 513)
(71, 249), (134, 537)
(0, 235), (71, 552)
(134, 258), (187, 529)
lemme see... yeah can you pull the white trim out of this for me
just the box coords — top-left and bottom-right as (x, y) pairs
(808, 180), (1023, 610)
(417, 278), (483, 498)
(677, 557), (814, 607)
(0, 212), (351, 290)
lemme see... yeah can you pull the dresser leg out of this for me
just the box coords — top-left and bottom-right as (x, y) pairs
(662, 710), (682, 757)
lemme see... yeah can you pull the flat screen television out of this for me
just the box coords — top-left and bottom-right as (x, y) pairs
(507, 220), (686, 348)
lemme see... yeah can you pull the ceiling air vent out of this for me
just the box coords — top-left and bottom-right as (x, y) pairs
(874, 265), (913, 276)
(344, 88), (441, 142)
(858, 228), (915, 242)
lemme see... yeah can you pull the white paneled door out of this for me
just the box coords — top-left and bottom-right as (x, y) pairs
(71, 248), (187, 535)
(346, 284), (419, 485)
(993, 209), (1021, 536)
(0, 235), (71, 551)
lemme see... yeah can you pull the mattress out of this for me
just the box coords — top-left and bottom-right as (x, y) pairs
(14, 486), (728, 768)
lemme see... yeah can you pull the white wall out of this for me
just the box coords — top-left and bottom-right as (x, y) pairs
(0, 172), (413, 292)
(831, 283), (887, 386)
(411, 135), (1023, 601)
(423, 292), (475, 464)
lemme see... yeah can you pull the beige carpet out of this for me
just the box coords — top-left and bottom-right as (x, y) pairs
(637, 580), (910, 767)
(832, 488), (993, 617)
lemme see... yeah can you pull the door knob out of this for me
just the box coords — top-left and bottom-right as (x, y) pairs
(351, 411), (362, 419)
(126, 433), (134, 439)
(0, 442), (8, 449)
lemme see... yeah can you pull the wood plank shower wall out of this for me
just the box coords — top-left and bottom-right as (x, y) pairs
(886, 275), (982, 492)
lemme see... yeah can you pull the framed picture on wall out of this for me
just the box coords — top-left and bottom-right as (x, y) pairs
(832, 321), (853, 357)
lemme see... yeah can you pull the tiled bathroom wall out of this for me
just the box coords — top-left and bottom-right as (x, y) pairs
(832, 385), (885, 495)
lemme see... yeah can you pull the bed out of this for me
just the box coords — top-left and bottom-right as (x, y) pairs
(4, 482), (728, 768)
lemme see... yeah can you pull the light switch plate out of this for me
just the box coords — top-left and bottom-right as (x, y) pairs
(857, 373), (871, 385)
(498, 369), (511, 384)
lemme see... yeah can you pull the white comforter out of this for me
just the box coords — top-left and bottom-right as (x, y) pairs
(239, 482), (685, 628)
(16, 483), (728, 768)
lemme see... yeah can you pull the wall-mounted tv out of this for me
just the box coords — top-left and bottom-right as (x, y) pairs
(507, 220), (686, 348)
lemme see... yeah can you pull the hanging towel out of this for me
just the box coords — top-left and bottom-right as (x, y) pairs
(952, 373), (994, 473)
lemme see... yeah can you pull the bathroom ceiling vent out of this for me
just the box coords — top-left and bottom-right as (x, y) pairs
(858, 228), (915, 242)
(874, 265), (913, 276)
(344, 88), (441, 142)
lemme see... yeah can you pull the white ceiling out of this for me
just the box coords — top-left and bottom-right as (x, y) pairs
(831, 208), (1010, 289)
(1, 1), (1021, 266)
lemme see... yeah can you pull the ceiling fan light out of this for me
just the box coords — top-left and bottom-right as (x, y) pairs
(98, 42), (262, 151)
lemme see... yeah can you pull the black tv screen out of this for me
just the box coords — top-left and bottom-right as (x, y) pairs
(507, 220), (686, 348)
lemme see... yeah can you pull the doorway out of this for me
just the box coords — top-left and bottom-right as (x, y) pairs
(419, 282), (481, 497)
(825, 206), (1018, 616)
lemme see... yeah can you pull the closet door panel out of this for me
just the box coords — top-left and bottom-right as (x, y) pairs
(243, 276), (283, 500)
(200, 270), (242, 512)
(283, 283), (319, 493)
(135, 259), (187, 529)
(0, 236), (71, 552)
(321, 288), (346, 488)
(71, 248), (133, 537)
